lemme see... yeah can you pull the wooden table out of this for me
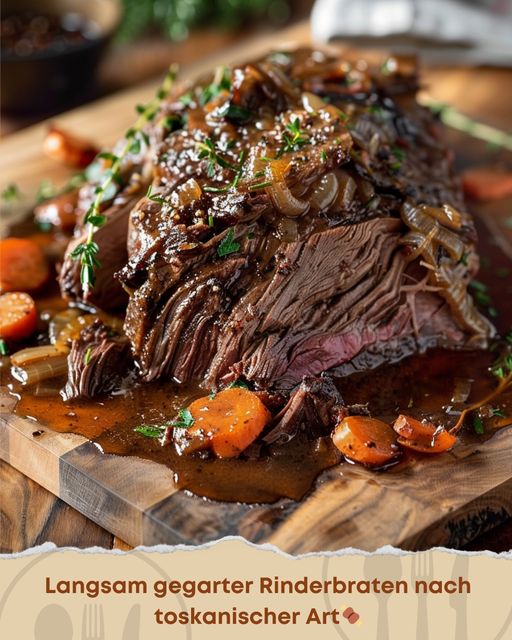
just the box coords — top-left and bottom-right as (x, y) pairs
(1, 21), (511, 554)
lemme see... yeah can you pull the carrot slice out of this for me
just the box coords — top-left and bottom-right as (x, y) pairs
(332, 416), (400, 467)
(0, 292), (37, 341)
(462, 168), (512, 201)
(0, 238), (49, 293)
(43, 126), (99, 168)
(183, 387), (271, 458)
(393, 414), (457, 454)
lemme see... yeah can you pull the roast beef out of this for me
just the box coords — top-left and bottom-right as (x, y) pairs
(61, 319), (133, 400)
(59, 47), (494, 406)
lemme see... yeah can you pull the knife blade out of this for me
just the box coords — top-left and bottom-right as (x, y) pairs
(449, 554), (469, 640)
(121, 604), (141, 640)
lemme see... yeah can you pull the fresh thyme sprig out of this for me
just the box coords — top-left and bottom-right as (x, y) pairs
(420, 96), (512, 152)
(71, 63), (179, 296)
(196, 137), (239, 177)
(277, 118), (310, 158)
(203, 150), (246, 193)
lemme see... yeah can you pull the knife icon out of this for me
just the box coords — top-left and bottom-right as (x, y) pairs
(449, 554), (469, 640)
(121, 604), (141, 640)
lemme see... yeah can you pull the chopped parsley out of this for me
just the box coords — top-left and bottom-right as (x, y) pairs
(228, 379), (249, 389)
(83, 347), (93, 365)
(473, 414), (485, 435)
(134, 408), (195, 439)
(217, 228), (240, 257)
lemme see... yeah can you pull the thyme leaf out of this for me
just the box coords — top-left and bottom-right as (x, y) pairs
(217, 228), (240, 257)
(71, 64), (179, 296)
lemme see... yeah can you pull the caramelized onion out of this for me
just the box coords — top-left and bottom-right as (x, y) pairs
(309, 173), (339, 211)
(11, 344), (67, 366)
(11, 355), (68, 386)
(451, 378), (473, 404)
(301, 91), (327, 113)
(49, 308), (81, 345)
(266, 162), (309, 217)
(336, 170), (357, 209)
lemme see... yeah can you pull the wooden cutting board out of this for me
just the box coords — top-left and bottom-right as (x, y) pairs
(1, 22), (512, 552)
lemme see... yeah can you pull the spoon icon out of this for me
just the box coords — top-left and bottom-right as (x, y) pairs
(34, 604), (73, 640)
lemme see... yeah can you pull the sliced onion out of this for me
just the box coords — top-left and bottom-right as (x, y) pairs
(336, 170), (357, 210)
(451, 378), (473, 404)
(301, 91), (327, 113)
(267, 181), (309, 217)
(424, 204), (462, 230)
(309, 173), (339, 211)
(49, 309), (81, 345)
(266, 163), (309, 218)
(355, 177), (375, 202)
(11, 345), (67, 367)
(11, 355), (69, 386)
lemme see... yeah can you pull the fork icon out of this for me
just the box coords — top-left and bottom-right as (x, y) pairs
(81, 604), (105, 640)
(412, 552), (434, 640)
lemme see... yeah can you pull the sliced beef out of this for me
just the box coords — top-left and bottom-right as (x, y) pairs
(58, 47), (494, 416)
(60, 197), (136, 311)
(263, 376), (346, 444)
(61, 319), (133, 400)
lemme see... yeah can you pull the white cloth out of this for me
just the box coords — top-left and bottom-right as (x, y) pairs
(311, 0), (512, 66)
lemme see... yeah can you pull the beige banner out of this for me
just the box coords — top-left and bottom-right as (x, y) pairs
(1, 540), (511, 639)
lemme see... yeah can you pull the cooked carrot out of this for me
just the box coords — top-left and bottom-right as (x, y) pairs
(0, 292), (37, 341)
(393, 414), (457, 454)
(0, 238), (50, 293)
(462, 168), (512, 201)
(183, 387), (271, 458)
(332, 415), (400, 467)
(43, 126), (99, 168)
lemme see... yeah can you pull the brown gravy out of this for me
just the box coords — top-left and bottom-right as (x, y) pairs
(2, 206), (512, 505)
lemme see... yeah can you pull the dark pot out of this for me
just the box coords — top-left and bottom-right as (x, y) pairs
(1, 0), (121, 114)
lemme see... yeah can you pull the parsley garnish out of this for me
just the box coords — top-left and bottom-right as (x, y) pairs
(134, 425), (166, 438)
(473, 414), (485, 435)
(83, 347), (93, 365)
(1, 183), (22, 202)
(0, 339), (9, 356)
(228, 379), (249, 389)
(491, 407), (505, 417)
(134, 408), (195, 439)
(217, 228), (240, 257)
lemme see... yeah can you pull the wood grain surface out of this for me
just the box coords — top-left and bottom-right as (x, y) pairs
(1, 21), (511, 553)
